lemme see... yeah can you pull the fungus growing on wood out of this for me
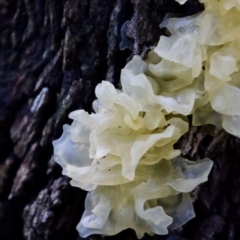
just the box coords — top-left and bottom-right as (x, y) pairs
(53, 0), (240, 238)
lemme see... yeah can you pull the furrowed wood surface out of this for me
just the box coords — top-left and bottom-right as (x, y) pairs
(0, 0), (239, 240)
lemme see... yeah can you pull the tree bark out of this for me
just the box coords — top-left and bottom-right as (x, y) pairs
(0, 0), (238, 240)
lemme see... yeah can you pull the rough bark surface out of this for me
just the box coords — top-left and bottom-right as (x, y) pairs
(0, 0), (238, 240)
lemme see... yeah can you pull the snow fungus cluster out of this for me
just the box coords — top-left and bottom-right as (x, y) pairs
(53, 0), (240, 238)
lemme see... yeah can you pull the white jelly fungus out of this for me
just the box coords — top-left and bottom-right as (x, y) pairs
(53, 0), (240, 238)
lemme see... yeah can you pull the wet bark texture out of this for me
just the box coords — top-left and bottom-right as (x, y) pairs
(0, 0), (238, 240)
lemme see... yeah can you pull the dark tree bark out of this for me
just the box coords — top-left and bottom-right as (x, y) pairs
(0, 0), (238, 240)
